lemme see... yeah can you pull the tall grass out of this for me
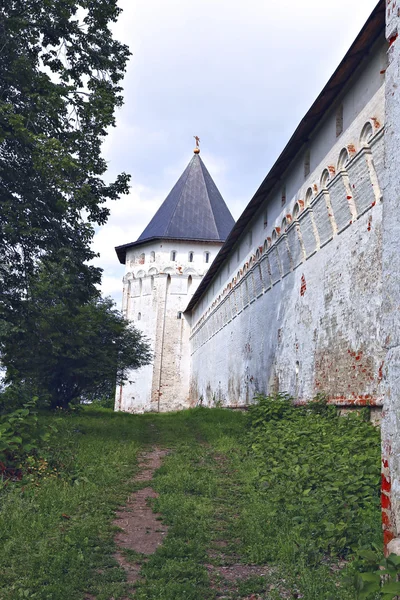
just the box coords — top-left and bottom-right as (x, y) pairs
(0, 404), (382, 599)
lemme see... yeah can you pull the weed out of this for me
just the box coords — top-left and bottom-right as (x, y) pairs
(0, 402), (383, 599)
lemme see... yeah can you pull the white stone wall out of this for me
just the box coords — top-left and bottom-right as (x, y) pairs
(190, 202), (383, 407)
(116, 239), (222, 413)
(381, 0), (400, 550)
(190, 41), (387, 409)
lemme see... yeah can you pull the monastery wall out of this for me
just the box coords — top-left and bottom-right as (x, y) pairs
(381, 0), (400, 551)
(116, 239), (222, 413)
(189, 39), (387, 410)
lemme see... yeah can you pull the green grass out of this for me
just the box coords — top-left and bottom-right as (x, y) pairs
(0, 404), (382, 599)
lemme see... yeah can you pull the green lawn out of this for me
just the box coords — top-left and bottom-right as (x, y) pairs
(0, 403), (382, 599)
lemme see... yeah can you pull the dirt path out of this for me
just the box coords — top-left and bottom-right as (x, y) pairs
(110, 444), (291, 599)
(113, 447), (169, 590)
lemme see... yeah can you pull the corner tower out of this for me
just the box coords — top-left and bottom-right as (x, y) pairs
(115, 149), (235, 413)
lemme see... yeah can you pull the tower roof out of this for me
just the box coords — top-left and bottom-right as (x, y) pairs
(115, 152), (235, 264)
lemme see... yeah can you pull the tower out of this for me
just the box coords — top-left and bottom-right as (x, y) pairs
(115, 149), (235, 413)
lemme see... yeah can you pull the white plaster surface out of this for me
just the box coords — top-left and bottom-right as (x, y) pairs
(190, 60), (386, 410)
(381, 0), (400, 540)
(115, 239), (222, 413)
(190, 202), (384, 407)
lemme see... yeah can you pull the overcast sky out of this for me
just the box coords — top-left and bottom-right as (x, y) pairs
(93, 0), (379, 306)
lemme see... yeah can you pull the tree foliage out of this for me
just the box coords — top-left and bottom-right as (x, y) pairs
(0, 2), (153, 411)
(0, 0), (131, 312)
(0, 257), (152, 409)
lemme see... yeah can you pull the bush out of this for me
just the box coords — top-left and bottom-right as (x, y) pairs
(89, 396), (115, 409)
(246, 393), (381, 560)
(0, 399), (53, 481)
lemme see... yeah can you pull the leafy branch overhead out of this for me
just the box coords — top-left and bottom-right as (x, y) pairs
(0, 0), (131, 308)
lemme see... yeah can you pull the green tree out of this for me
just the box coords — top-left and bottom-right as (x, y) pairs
(0, 0), (131, 314)
(0, 257), (152, 409)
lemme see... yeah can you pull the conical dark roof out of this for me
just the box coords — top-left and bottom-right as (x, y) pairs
(138, 153), (234, 242)
(116, 153), (235, 263)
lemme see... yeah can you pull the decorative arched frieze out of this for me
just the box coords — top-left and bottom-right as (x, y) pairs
(253, 262), (263, 297)
(320, 169), (331, 189)
(268, 243), (282, 285)
(360, 121), (374, 147)
(305, 188), (314, 207)
(296, 197), (319, 257)
(347, 143), (357, 159)
(328, 165), (336, 179)
(275, 226), (292, 276)
(190, 118), (387, 353)
(286, 213), (304, 268)
(124, 272), (134, 283)
(329, 147), (358, 231)
(183, 267), (198, 275)
(310, 185), (336, 247)
(337, 147), (350, 171)
(260, 252), (272, 291)
(292, 202), (301, 220)
(346, 120), (383, 214)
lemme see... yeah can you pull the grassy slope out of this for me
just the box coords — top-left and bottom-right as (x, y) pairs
(0, 406), (381, 600)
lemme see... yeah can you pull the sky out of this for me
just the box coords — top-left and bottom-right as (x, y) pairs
(93, 0), (380, 306)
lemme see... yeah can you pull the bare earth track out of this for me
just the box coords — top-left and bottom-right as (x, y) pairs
(109, 445), (291, 599)
(113, 448), (169, 591)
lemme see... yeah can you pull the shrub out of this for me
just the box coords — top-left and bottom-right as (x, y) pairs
(0, 399), (53, 481)
(246, 393), (381, 559)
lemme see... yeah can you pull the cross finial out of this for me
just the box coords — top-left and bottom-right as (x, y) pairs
(193, 135), (200, 154)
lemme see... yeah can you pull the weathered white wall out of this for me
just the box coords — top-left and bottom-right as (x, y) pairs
(190, 41), (386, 409)
(190, 201), (383, 407)
(115, 239), (222, 413)
(381, 0), (400, 551)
